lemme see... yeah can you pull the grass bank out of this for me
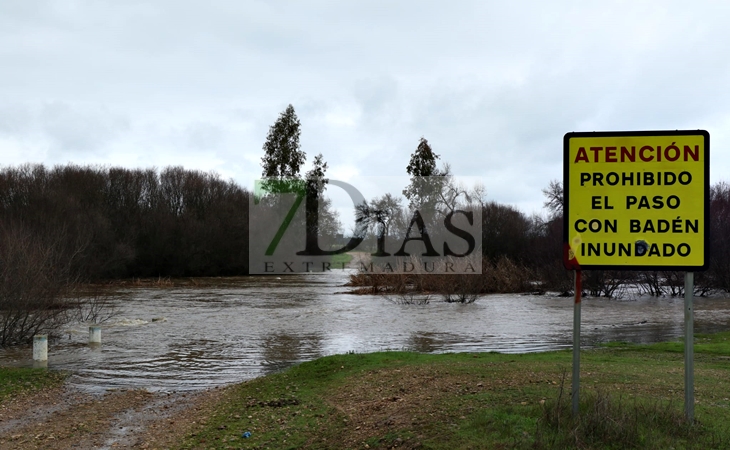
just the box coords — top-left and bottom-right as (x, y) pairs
(331, 252), (354, 267)
(177, 332), (730, 449)
(0, 367), (66, 401)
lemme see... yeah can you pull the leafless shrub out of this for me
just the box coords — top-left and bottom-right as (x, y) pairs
(692, 272), (713, 297)
(0, 223), (83, 346)
(72, 292), (121, 324)
(631, 271), (712, 298)
(636, 271), (666, 297)
(583, 270), (634, 299)
(347, 272), (400, 294)
(347, 254), (532, 302)
(385, 290), (431, 305)
(482, 256), (533, 293)
(439, 274), (481, 303)
(662, 271), (686, 297)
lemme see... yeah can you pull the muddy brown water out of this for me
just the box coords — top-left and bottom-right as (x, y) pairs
(2, 272), (730, 393)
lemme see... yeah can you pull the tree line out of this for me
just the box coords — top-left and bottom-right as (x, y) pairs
(0, 164), (250, 280)
(3, 106), (730, 291)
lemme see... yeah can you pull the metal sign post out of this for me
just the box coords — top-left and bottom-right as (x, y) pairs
(572, 269), (582, 415)
(684, 271), (694, 421)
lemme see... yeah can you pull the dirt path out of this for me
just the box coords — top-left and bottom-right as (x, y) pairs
(0, 383), (229, 449)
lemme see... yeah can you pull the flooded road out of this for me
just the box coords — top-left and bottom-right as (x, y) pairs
(2, 272), (730, 392)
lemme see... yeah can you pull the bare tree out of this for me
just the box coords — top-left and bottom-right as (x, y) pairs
(354, 194), (405, 255)
(542, 179), (563, 218)
(0, 222), (85, 346)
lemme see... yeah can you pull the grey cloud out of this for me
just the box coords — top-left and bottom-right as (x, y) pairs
(1, 0), (729, 212)
(39, 102), (130, 155)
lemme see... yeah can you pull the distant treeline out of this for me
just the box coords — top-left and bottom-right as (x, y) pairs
(348, 201), (572, 298)
(352, 184), (730, 298)
(480, 181), (730, 296)
(2, 164), (730, 295)
(527, 182), (730, 296)
(0, 164), (249, 280)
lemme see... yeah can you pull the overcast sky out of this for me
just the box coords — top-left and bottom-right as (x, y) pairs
(1, 1), (729, 219)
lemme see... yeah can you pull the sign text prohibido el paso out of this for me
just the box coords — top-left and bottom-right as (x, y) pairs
(563, 130), (709, 270)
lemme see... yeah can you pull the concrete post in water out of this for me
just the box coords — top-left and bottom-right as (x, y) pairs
(89, 326), (101, 344)
(33, 334), (48, 361)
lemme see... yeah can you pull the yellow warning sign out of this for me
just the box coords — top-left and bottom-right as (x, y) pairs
(564, 130), (709, 270)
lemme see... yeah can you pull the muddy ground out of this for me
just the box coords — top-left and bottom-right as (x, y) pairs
(0, 384), (227, 449)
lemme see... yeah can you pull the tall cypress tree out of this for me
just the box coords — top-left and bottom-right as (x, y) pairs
(261, 104), (306, 180)
(402, 137), (443, 210)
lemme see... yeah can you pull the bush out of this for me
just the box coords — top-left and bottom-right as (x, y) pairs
(0, 223), (82, 346)
(346, 255), (531, 301)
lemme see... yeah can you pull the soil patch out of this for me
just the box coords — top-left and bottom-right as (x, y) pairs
(0, 384), (229, 449)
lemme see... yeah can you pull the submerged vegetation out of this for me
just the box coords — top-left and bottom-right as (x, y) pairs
(347, 255), (533, 302)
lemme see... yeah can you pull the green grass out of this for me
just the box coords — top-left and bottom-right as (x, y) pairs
(176, 332), (730, 449)
(0, 367), (67, 401)
(603, 331), (730, 356)
(330, 252), (354, 267)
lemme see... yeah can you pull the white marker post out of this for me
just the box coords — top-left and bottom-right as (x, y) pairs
(684, 272), (694, 422)
(33, 334), (48, 362)
(89, 326), (101, 345)
(572, 270), (582, 416)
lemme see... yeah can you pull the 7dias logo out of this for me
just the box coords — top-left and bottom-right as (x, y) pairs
(249, 176), (482, 275)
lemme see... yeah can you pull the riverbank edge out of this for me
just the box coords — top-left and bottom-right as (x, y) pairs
(0, 367), (67, 400)
(174, 331), (730, 449)
(3, 331), (730, 449)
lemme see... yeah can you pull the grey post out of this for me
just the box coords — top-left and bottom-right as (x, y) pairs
(572, 269), (581, 415)
(684, 271), (694, 421)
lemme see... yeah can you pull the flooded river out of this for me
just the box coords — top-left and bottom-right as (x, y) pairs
(2, 272), (730, 392)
